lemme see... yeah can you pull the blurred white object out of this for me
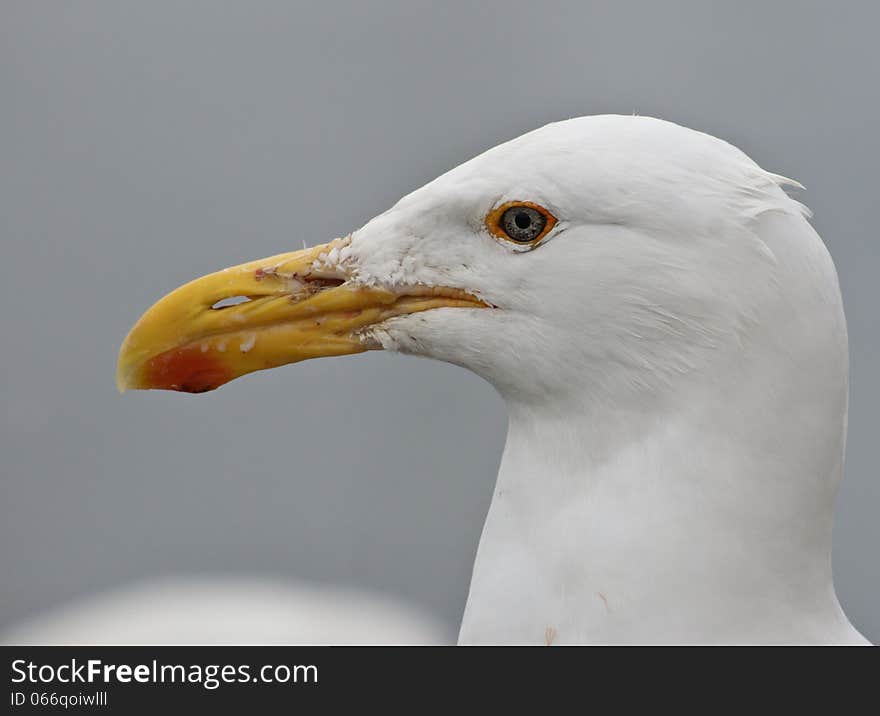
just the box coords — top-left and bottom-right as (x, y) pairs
(1, 577), (448, 645)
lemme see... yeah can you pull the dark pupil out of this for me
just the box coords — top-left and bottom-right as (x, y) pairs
(501, 205), (545, 244)
(514, 212), (532, 229)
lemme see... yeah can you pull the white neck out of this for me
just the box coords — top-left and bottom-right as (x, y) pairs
(458, 260), (865, 644)
(460, 404), (858, 644)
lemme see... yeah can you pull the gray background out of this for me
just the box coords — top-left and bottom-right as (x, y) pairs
(2, 1), (877, 642)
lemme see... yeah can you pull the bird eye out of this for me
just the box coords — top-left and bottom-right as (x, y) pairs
(486, 201), (557, 248)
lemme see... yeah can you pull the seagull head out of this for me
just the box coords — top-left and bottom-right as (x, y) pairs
(115, 115), (862, 644)
(117, 115), (816, 410)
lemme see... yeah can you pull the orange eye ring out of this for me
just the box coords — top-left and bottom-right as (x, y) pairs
(485, 201), (557, 247)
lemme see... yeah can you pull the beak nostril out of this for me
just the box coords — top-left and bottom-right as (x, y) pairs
(211, 295), (253, 310)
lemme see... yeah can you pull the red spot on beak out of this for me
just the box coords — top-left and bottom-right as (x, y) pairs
(142, 345), (233, 393)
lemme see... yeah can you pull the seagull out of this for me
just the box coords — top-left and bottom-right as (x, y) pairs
(117, 115), (869, 645)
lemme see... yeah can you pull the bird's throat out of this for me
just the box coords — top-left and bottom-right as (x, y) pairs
(458, 395), (855, 645)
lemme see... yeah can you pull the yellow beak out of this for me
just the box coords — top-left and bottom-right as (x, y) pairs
(116, 239), (486, 393)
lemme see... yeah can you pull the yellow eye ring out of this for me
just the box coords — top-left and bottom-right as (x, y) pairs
(486, 201), (557, 247)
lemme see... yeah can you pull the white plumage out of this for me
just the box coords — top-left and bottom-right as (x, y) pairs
(324, 116), (866, 643)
